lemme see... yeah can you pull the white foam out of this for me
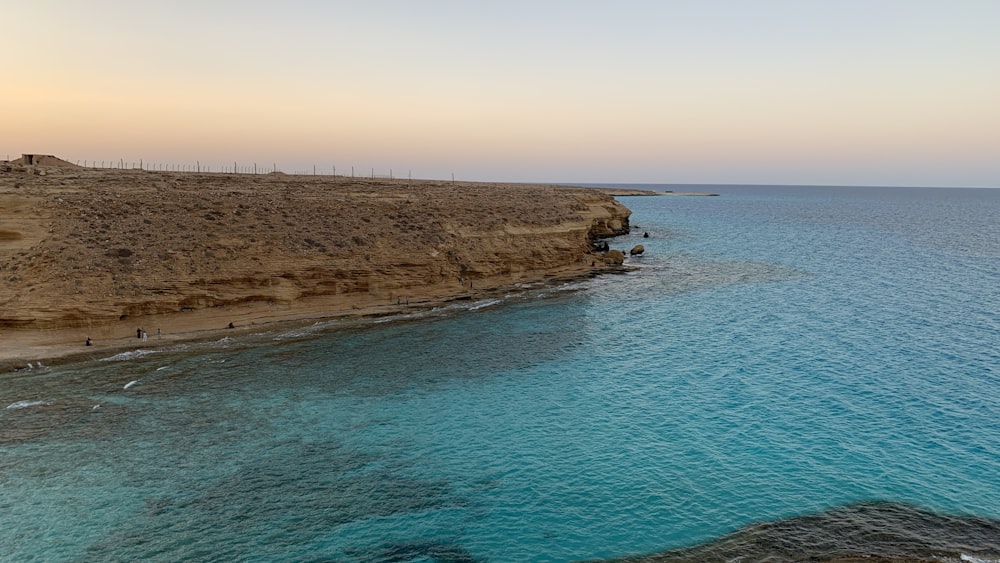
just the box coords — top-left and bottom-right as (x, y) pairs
(468, 298), (504, 311)
(373, 311), (426, 324)
(961, 555), (1000, 563)
(427, 299), (505, 314)
(555, 282), (589, 292)
(5, 400), (49, 410)
(100, 349), (158, 362)
(123, 380), (140, 390)
(272, 328), (319, 340)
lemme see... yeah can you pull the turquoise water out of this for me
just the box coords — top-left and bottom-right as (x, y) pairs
(2, 186), (998, 561)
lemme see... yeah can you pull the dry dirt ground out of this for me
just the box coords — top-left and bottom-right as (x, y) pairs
(1, 161), (632, 367)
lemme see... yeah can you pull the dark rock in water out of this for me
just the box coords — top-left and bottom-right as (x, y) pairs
(630, 244), (645, 255)
(354, 540), (478, 562)
(592, 501), (1000, 562)
(594, 240), (610, 252)
(643, 232), (649, 238)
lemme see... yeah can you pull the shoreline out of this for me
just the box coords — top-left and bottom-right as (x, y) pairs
(1, 263), (629, 373)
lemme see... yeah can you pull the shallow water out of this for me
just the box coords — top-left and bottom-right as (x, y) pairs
(2, 186), (998, 561)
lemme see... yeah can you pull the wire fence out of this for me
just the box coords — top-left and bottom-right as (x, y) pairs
(63, 159), (453, 183)
(70, 159), (284, 175)
(2, 153), (464, 185)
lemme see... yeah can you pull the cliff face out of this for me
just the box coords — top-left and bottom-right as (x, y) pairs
(0, 166), (630, 330)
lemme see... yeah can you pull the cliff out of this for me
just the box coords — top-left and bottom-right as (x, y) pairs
(1, 164), (630, 333)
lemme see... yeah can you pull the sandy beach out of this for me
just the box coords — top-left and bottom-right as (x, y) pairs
(1, 158), (632, 370)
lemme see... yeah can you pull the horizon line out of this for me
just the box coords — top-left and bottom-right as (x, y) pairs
(4, 153), (996, 190)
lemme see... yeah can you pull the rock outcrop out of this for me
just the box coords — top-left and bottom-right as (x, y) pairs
(1, 166), (632, 330)
(602, 250), (626, 266)
(630, 244), (645, 255)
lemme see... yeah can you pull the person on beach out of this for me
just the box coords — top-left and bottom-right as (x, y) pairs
(136, 328), (142, 339)
(85, 336), (92, 346)
(142, 330), (148, 342)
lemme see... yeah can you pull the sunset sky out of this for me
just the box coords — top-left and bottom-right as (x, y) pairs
(3, 1), (999, 186)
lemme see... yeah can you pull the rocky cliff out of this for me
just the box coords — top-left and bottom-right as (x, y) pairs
(1, 165), (630, 330)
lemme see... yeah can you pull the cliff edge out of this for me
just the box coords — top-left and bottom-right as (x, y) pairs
(1, 165), (630, 334)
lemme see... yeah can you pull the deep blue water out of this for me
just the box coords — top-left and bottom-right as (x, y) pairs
(2, 186), (998, 561)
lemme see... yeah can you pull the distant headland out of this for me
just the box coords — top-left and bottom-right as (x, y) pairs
(1, 155), (633, 368)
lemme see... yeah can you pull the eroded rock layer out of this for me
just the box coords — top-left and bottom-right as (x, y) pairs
(1, 165), (630, 329)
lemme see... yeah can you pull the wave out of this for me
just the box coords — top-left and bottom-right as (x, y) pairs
(5, 400), (50, 410)
(272, 328), (324, 339)
(13, 361), (47, 372)
(373, 297), (511, 323)
(467, 298), (504, 311)
(372, 313), (420, 324)
(99, 349), (158, 362)
(553, 281), (591, 292)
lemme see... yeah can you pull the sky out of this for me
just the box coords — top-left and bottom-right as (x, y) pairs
(3, 0), (999, 186)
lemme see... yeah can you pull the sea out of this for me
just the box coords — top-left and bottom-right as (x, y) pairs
(2, 185), (998, 562)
